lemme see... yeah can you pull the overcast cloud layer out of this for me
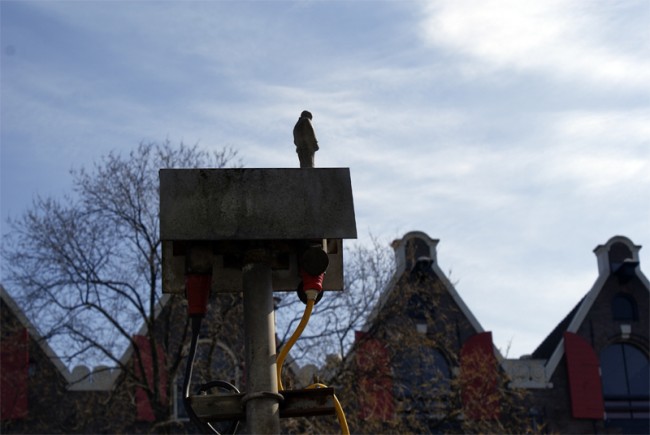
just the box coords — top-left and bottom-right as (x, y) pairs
(2, 0), (649, 359)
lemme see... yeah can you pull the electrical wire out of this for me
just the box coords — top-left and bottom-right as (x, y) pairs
(276, 297), (350, 435)
(307, 383), (350, 435)
(276, 298), (314, 391)
(183, 316), (240, 435)
(197, 380), (240, 395)
(197, 381), (241, 434)
(183, 316), (214, 433)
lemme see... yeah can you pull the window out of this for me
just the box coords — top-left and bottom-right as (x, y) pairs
(406, 293), (429, 323)
(405, 238), (431, 263)
(612, 294), (638, 321)
(393, 346), (451, 419)
(600, 344), (649, 420)
(609, 242), (633, 264)
(405, 237), (432, 271)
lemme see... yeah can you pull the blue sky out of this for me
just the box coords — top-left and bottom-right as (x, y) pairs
(2, 0), (649, 359)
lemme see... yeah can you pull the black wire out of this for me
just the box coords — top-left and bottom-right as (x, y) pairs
(183, 316), (242, 435)
(197, 381), (241, 434)
(184, 316), (215, 434)
(197, 380), (240, 395)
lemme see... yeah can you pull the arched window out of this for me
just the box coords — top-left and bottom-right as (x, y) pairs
(609, 242), (633, 264)
(612, 293), (638, 321)
(404, 237), (432, 271)
(600, 344), (649, 420)
(405, 238), (432, 263)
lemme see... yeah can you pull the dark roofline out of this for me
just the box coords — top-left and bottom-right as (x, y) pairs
(0, 284), (73, 382)
(531, 296), (585, 359)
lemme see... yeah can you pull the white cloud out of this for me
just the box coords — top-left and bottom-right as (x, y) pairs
(541, 109), (650, 194)
(420, 0), (650, 88)
(552, 109), (650, 145)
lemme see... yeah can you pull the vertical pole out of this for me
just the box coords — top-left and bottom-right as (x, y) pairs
(242, 259), (281, 434)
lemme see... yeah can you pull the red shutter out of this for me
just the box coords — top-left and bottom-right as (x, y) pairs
(460, 331), (500, 420)
(563, 332), (604, 419)
(355, 331), (394, 421)
(133, 335), (168, 422)
(1, 328), (29, 420)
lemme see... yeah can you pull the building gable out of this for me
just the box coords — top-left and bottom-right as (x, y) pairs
(0, 286), (72, 384)
(544, 236), (649, 381)
(364, 231), (485, 339)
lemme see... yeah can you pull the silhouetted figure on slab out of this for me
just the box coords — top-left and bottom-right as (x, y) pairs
(293, 110), (319, 168)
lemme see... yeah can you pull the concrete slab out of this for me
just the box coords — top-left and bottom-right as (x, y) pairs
(160, 168), (356, 241)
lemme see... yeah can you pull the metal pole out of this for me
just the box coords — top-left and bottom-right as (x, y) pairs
(242, 259), (281, 434)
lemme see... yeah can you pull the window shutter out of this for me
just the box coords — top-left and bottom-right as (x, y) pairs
(355, 332), (394, 421)
(1, 328), (29, 420)
(133, 335), (168, 422)
(460, 331), (500, 420)
(563, 332), (604, 419)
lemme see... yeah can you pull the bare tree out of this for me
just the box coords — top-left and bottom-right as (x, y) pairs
(275, 235), (395, 371)
(2, 141), (240, 428)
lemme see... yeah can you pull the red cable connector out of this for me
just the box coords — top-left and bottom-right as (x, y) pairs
(297, 269), (324, 304)
(300, 269), (324, 292)
(185, 274), (212, 317)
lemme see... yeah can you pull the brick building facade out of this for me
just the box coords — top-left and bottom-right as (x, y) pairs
(525, 235), (649, 434)
(345, 232), (648, 434)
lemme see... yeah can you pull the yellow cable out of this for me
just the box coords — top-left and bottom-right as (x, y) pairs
(276, 298), (350, 435)
(276, 298), (314, 391)
(307, 383), (350, 435)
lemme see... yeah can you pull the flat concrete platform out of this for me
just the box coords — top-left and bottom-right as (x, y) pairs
(160, 168), (356, 241)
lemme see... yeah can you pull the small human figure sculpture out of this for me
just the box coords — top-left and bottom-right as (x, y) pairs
(293, 110), (319, 168)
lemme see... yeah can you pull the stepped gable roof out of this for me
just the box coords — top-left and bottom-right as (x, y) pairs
(541, 236), (649, 380)
(362, 231), (485, 338)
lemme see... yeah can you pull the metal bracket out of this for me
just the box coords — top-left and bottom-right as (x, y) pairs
(191, 387), (337, 422)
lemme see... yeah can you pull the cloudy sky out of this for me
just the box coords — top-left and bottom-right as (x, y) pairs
(2, 0), (649, 359)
